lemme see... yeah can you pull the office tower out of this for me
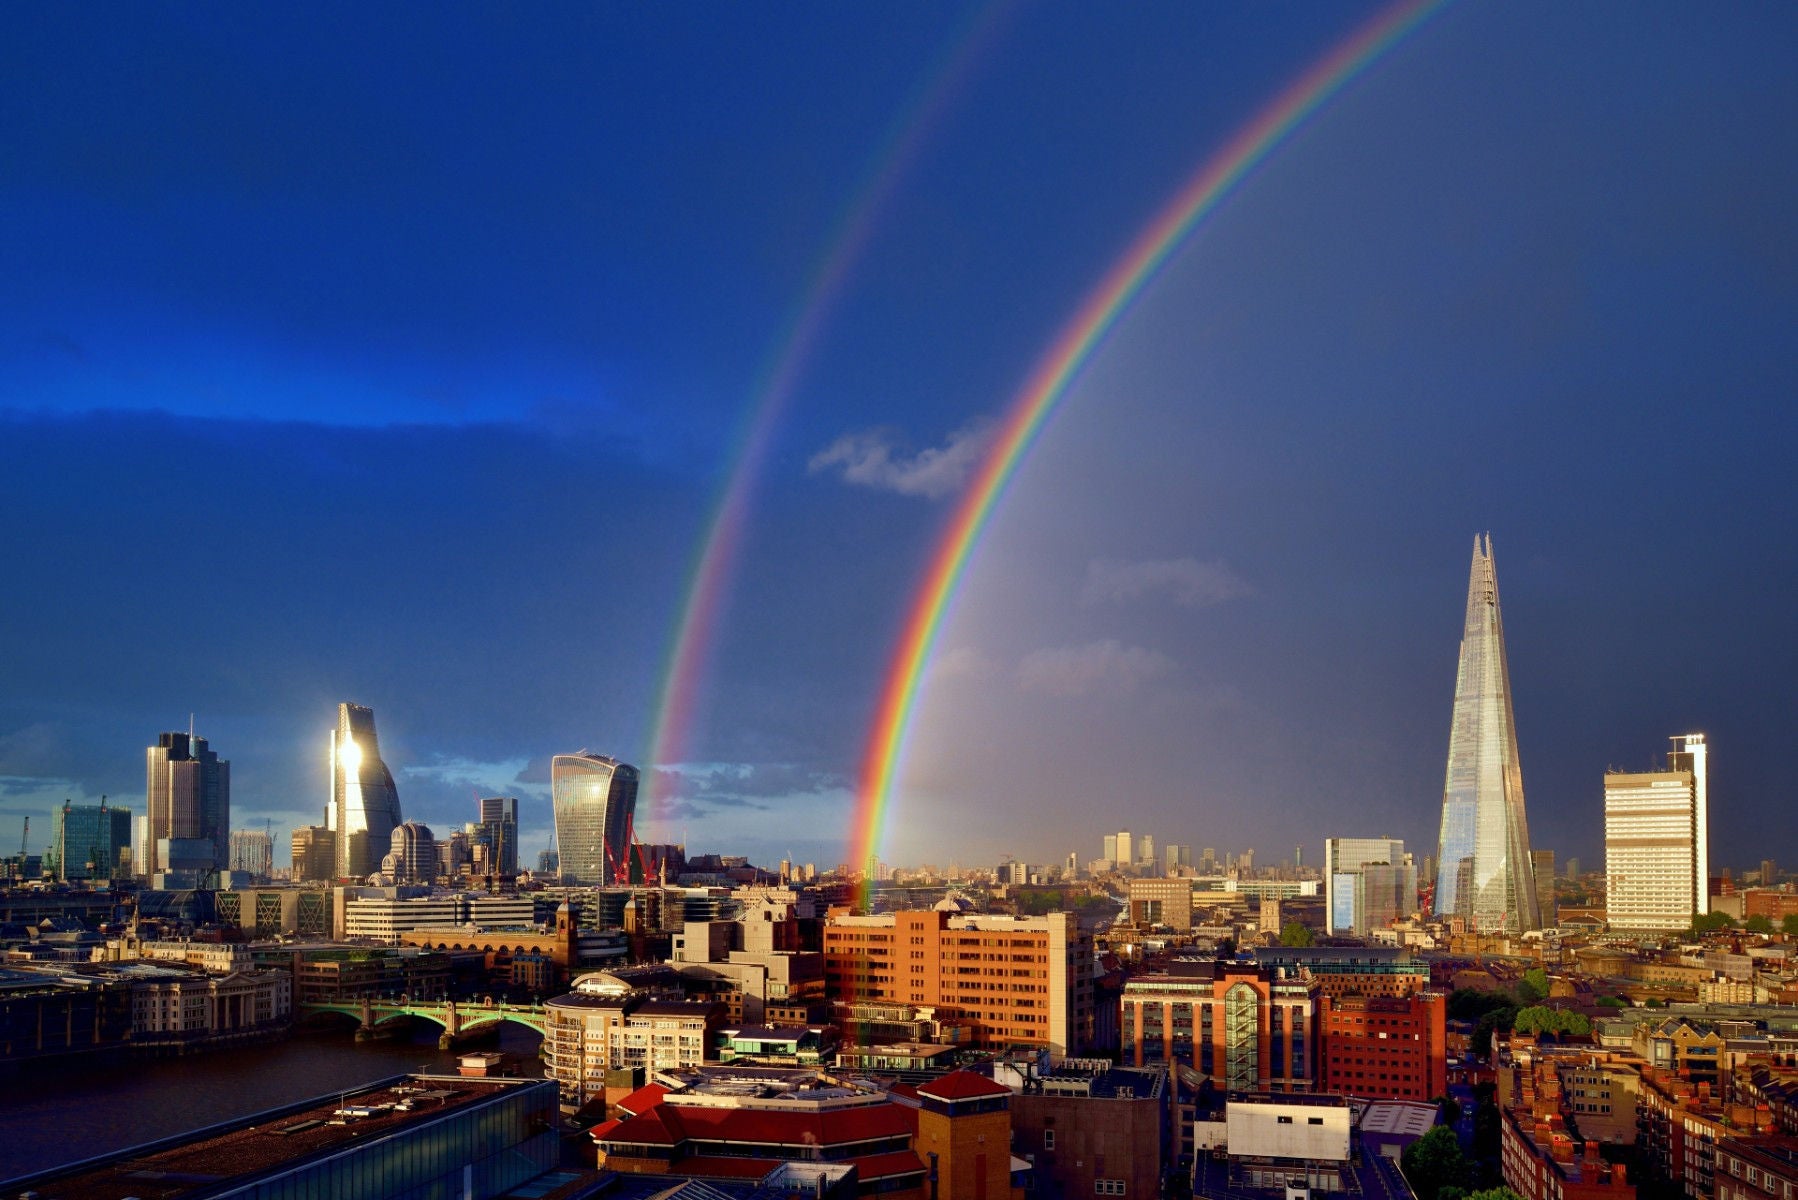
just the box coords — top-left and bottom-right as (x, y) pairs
(291, 825), (336, 883)
(1764, 859), (1779, 886)
(144, 731), (230, 875)
(51, 799), (132, 881)
(477, 796), (519, 876)
(1102, 834), (1117, 863)
(1323, 837), (1409, 935)
(228, 829), (274, 879)
(1065, 851), (1079, 877)
(1354, 859), (1417, 934)
(1138, 834), (1155, 867)
(1116, 830), (1133, 868)
(1432, 535), (1541, 932)
(537, 848), (559, 875)
(1166, 844), (1181, 873)
(1531, 849), (1556, 926)
(329, 703), (403, 881)
(386, 821), (437, 883)
(1605, 733), (1708, 931)
(1201, 848), (1217, 873)
(1564, 856), (1579, 878)
(550, 753), (638, 885)
(1239, 847), (1254, 873)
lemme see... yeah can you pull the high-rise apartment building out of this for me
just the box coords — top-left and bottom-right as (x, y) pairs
(329, 703), (403, 881)
(51, 799), (132, 881)
(1605, 734), (1708, 931)
(144, 731), (230, 875)
(477, 796), (520, 876)
(291, 825), (336, 883)
(551, 753), (638, 885)
(1432, 536), (1541, 932)
(823, 909), (1094, 1059)
(228, 829), (274, 879)
(1323, 837), (1410, 936)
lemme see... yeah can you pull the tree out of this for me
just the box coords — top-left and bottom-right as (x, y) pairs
(1745, 914), (1774, 934)
(1596, 995), (1625, 1008)
(1523, 967), (1550, 996)
(1279, 921), (1315, 947)
(1436, 1093), (1463, 1128)
(1514, 1006), (1591, 1037)
(1693, 910), (1735, 935)
(1783, 914), (1798, 937)
(1402, 1125), (1473, 1200)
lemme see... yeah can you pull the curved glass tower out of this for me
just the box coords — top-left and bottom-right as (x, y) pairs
(330, 703), (403, 881)
(1433, 536), (1540, 932)
(551, 753), (638, 885)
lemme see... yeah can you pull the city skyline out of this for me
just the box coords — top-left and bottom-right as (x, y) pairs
(2, 5), (1795, 870)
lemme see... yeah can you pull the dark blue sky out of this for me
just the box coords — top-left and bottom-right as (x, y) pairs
(3, 2), (1794, 874)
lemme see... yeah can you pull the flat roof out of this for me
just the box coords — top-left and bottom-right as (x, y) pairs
(7, 1075), (548, 1200)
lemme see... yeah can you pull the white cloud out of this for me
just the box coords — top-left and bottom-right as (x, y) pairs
(807, 422), (991, 499)
(1080, 557), (1253, 608)
(1016, 639), (1175, 698)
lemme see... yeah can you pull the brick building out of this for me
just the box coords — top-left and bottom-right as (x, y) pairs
(1500, 1109), (1634, 1200)
(1121, 959), (1317, 1092)
(823, 909), (1093, 1059)
(1317, 992), (1446, 1101)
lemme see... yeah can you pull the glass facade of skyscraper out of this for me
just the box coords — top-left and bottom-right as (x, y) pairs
(330, 703), (403, 881)
(550, 753), (637, 885)
(1433, 535), (1540, 932)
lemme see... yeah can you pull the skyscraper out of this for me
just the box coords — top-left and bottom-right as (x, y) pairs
(1432, 536), (1541, 932)
(228, 829), (274, 879)
(1605, 733), (1708, 932)
(550, 753), (638, 885)
(329, 703), (403, 881)
(1324, 837), (1411, 935)
(477, 796), (519, 876)
(51, 798), (132, 881)
(291, 825), (336, 882)
(145, 731), (230, 875)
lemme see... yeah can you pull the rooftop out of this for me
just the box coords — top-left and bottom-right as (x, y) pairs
(3, 1075), (546, 1200)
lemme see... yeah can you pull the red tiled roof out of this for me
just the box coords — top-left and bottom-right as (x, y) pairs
(615, 1083), (670, 1117)
(587, 1118), (623, 1139)
(593, 1099), (914, 1152)
(855, 1150), (928, 1181)
(601, 1103), (691, 1145)
(917, 1071), (1010, 1101)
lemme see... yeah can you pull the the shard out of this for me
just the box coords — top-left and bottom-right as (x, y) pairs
(1432, 535), (1540, 932)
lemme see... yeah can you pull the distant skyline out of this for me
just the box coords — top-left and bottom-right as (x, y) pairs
(3, 4), (1795, 873)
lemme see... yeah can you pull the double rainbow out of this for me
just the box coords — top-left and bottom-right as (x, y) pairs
(849, 0), (1447, 893)
(642, 5), (1007, 821)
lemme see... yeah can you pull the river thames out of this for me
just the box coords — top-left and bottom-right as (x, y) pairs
(0, 1023), (545, 1181)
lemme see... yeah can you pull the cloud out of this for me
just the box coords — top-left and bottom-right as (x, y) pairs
(1080, 557), (1253, 608)
(0, 723), (70, 777)
(1016, 640), (1175, 698)
(927, 646), (998, 683)
(807, 422), (992, 500)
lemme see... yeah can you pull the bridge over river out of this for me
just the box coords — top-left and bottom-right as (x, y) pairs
(300, 997), (549, 1049)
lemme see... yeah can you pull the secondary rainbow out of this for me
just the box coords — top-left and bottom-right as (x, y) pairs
(641, 5), (1007, 825)
(849, 0), (1447, 887)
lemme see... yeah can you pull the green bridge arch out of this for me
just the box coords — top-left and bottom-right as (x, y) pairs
(297, 998), (548, 1048)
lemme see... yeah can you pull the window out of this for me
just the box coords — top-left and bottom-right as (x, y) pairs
(1044, 1130), (1056, 1150)
(1095, 1181), (1126, 1195)
(1308, 1118), (1323, 1126)
(1278, 1116), (1293, 1125)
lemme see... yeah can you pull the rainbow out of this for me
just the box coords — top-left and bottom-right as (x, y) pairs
(642, 5), (1007, 824)
(849, 0), (1447, 893)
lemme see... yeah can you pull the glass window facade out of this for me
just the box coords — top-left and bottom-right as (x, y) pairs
(550, 754), (638, 886)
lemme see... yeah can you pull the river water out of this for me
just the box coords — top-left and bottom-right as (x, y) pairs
(0, 1023), (545, 1182)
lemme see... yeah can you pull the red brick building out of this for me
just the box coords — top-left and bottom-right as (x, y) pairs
(1318, 993), (1447, 1102)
